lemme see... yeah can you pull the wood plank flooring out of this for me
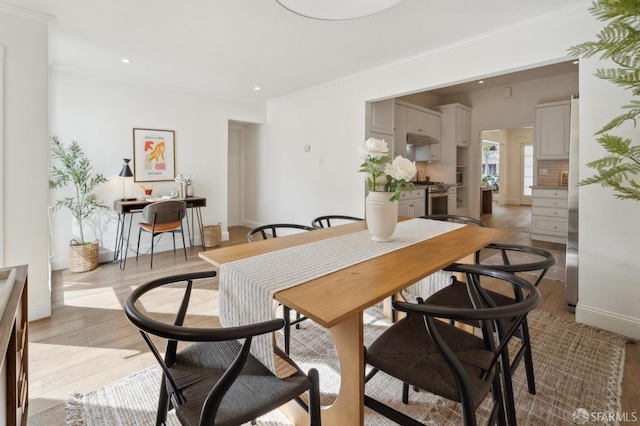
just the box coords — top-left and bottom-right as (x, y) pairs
(27, 206), (639, 424)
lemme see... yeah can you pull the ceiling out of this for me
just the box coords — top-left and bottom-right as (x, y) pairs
(1, 0), (585, 102)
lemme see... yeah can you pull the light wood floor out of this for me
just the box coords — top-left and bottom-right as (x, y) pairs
(28, 205), (639, 424)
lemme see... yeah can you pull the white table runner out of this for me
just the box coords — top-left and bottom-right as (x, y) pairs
(219, 218), (464, 377)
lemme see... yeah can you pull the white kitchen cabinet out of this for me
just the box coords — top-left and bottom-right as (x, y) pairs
(531, 188), (568, 243)
(447, 186), (457, 214)
(405, 106), (441, 142)
(535, 100), (570, 160)
(393, 104), (407, 158)
(369, 99), (395, 135)
(397, 188), (425, 218)
(455, 107), (471, 147)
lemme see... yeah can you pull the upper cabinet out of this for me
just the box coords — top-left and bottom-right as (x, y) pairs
(369, 99), (395, 135)
(405, 106), (441, 142)
(535, 100), (570, 160)
(455, 107), (471, 147)
(393, 104), (407, 158)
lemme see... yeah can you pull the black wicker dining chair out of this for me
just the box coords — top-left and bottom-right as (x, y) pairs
(247, 223), (316, 354)
(311, 215), (363, 229)
(124, 270), (321, 426)
(365, 263), (541, 426)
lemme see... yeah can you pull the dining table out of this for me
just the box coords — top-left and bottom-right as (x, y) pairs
(199, 217), (506, 425)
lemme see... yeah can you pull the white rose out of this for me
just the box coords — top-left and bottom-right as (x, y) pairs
(359, 138), (389, 160)
(385, 156), (417, 181)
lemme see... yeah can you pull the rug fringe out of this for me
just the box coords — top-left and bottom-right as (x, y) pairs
(65, 391), (87, 426)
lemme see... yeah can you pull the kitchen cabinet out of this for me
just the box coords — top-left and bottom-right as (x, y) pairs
(393, 104), (407, 158)
(369, 99), (395, 135)
(406, 107), (441, 142)
(437, 104), (472, 213)
(535, 100), (570, 160)
(0, 265), (28, 426)
(531, 188), (568, 243)
(397, 187), (425, 218)
(447, 186), (457, 214)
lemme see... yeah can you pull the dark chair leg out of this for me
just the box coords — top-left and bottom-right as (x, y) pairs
(402, 382), (409, 404)
(180, 227), (187, 261)
(520, 319), (536, 395)
(283, 305), (291, 354)
(308, 368), (321, 426)
(155, 375), (169, 426)
(172, 232), (176, 253)
(295, 311), (302, 329)
(498, 347), (517, 426)
(136, 228), (142, 262)
(150, 233), (155, 268)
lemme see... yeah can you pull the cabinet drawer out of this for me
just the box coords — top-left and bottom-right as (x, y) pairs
(399, 188), (425, 200)
(531, 216), (567, 235)
(532, 188), (567, 199)
(531, 206), (568, 218)
(532, 197), (568, 209)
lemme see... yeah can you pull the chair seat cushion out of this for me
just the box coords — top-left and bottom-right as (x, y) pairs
(139, 221), (181, 232)
(425, 280), (516, 312)
(170, 340), (310, 426)
(366, 313), (494, 408)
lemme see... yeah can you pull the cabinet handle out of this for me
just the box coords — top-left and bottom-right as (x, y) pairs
(553, 192), (558, 196)
(554, 201), (558, 205)
(553, 225), (557, 229)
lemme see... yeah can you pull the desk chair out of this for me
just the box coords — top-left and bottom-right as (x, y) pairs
(311, 215), (363, 229)
(247, 223), (315, 354)
(136, 200), (187, 269)
(124, 271), (321, 426)
(365, 264), (541, 426)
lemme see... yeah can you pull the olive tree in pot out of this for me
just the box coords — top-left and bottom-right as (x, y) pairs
(49, 136), (109, 272)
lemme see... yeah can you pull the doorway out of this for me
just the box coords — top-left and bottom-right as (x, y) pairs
(479, 127), (533, 208)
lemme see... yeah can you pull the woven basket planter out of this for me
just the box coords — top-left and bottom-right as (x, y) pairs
(203, 223), (222, 248)
(69, 240), (99, 272)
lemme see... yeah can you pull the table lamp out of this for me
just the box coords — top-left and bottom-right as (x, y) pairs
(119, 158), (136, 201)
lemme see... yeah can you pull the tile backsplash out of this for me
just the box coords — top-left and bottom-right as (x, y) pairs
(537, 159), (569, 186)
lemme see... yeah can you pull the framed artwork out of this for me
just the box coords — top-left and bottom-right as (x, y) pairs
(560, 170), (569, 186)
(132, 128), (175, 182)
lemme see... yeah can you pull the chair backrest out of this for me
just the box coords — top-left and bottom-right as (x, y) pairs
(142, 200), (187, 225)
(247, 223), (314, 242)
(311, 215), (363, 229)
(124, 271), (285, 418)
(420, 214), (486, 227)
(480, 243), (557, 286)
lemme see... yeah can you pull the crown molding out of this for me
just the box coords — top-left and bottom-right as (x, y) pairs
(0, 3), (54, 23)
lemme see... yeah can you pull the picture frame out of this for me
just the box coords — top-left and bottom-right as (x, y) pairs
(132, 128), (176, 182)
(560, 170), (569, 186)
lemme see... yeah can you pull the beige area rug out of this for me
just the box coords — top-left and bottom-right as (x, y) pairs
(482, 248), (567, 282)
(66, 305), (627, 425)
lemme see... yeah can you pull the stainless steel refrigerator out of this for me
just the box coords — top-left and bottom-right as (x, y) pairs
(565, 95), (579, 312)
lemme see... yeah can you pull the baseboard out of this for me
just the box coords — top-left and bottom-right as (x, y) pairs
(575, 303), (640, 339)
(29, 299), (52, 321)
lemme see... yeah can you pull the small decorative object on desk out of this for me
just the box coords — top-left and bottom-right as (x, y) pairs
(359, 138), (416, 241)
(139, 183), (155, 196)
(175, 174), (194, 197)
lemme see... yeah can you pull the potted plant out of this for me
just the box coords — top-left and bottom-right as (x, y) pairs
(49, 136), (109, 272)
(568, 0), (640, 199)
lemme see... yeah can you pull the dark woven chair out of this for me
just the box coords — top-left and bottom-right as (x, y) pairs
(365, 264), (541, 426)
(136, 200), (188, 269)
(311, 215), (363, 229)
(124, 271), (321, 426)
(247, 223), (316, 354)
(424, 244), (555, 424)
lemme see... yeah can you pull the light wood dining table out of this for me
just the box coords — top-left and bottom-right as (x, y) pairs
(199, 218), (506, 425)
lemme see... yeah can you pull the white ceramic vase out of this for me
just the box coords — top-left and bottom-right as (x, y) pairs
(365, 191), (398, 242)
(185, 184), (194, 197)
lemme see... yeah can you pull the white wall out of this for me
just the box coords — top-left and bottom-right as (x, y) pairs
(0, 8), (51, 320)
(251, 4), (640, 338)
(48, 70), (266, 270)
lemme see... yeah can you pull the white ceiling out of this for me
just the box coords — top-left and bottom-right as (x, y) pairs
(1, 0), (585, 102)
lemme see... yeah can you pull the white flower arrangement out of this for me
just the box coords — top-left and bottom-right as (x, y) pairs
(359, 138), (417, 201)
(175, 174), (193, 185)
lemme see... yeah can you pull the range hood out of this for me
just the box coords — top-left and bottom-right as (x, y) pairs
(406, 132), (438, 145)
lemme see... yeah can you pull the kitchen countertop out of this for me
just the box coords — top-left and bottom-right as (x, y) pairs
(531, 185), (568, 190)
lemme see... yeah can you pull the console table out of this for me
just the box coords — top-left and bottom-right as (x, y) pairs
(113, 196), (207, 269)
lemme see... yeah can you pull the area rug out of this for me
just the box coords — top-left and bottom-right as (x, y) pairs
(482, 248), (567, 282)
(66, 306), (627, 425)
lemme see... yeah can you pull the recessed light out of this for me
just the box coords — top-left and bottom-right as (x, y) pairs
(121, 58), (131, 64)
(573, 60), (579, 64)
(254, 86), (261, 91)
(478, 80), (484, 84)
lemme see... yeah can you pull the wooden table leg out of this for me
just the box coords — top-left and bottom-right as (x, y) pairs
(322, 313), (364, 426)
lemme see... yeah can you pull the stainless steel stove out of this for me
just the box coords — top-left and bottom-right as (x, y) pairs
(413, 181), (453, 214)
(414, 181), (451, 194)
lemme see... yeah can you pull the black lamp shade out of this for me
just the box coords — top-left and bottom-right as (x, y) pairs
(119, 158), (133, 177)
(489, 145), (497, 152)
